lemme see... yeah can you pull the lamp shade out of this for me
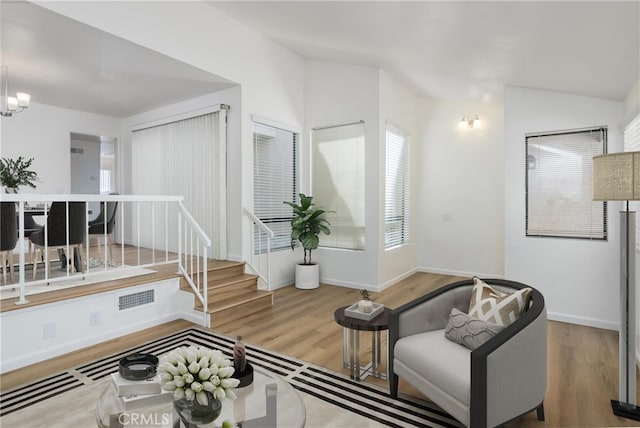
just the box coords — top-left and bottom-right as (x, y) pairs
(593, 151), (640, 201)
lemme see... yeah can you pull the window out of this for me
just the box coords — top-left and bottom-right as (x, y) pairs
(311, 121), (365, 250)
(385, 124), (411, 249)
(624, 114), (640, 251)
(253, 120), (299, 252)
(99, 169), (112, 193)
(131, 109), (227, 257)
(526, 127), (607, 239)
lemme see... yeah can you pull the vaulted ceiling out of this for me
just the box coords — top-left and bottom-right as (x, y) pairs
(210, 1), (639, 103)
(1, 1), (234, 118)
(1, 1), (637, 119)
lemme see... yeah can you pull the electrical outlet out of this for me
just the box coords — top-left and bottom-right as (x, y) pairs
(90, 311), (101, 326)
(43, 322), (56, 339)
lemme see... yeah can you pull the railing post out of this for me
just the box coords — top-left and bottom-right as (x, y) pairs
(203, 246), (208, 328)
(178, 210), (183, 272)
(16, 201), (28, 305)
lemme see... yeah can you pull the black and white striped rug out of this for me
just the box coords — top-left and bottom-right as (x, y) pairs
(0, 327), (461, 427)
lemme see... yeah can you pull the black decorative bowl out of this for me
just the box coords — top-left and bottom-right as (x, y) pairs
(233, 362), (254, 387)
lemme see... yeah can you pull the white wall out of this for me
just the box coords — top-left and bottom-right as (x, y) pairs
(624, 76), (640, 362)
(504, 86), (624, 330)
(304, 60), (381, 289)
(417, 98), (505, 278)
(624, 78), (639, 123)
(40, 1), (306, 287)
(378, 71), (419, 287)
(0, 102), (121, 194)
(0, 278), (196, 372)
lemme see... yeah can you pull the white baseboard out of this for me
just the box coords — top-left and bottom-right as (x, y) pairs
(319, 277), (381, 292)
(377, 268), (419, 292)
(417, 266), (504, 279)
(546, 311), (618, 331)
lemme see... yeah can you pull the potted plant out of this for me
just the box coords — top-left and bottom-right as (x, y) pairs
(284, 193), (331, 289)
(0, 156), (39, 193)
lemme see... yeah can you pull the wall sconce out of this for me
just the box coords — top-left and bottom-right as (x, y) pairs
(1, 64), (31, 117)
(459, 114), (481, 129)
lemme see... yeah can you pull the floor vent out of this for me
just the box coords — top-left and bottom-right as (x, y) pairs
(118, 289), (154, 310)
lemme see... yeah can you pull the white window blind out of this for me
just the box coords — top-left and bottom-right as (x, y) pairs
(526, 127), (607, 239)
(385, 124), (411, 249)
(253, 121), (299, 252)
(311, 122), (365, 250)
(624, 114), (640, 251)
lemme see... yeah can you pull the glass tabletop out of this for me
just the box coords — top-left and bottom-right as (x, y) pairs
(96, 364), (306, 428)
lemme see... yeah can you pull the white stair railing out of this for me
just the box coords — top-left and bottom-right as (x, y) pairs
(243, 208), (274, 290)
(0, 194), (212, 326)
(177, 201), (211, 327)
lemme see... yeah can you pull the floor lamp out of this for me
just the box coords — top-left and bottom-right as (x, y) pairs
(593, 151), (640, 420)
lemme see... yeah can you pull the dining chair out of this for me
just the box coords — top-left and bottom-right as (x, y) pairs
(29, 201), (86, 279)
(88, 197), (118, 263)
(0, 202), (18, 284)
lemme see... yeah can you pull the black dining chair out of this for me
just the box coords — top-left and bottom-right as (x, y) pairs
(88, 197), (118, 263)
(30, 201), (86, 279)
(1, 202), (18, 284)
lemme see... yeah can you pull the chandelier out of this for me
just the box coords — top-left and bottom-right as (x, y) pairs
(1, 64), (31, 117)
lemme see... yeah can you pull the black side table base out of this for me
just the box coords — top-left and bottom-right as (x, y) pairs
(612, 400), (640, 421)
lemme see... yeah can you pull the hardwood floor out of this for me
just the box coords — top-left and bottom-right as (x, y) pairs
(1, 266), (638, 427)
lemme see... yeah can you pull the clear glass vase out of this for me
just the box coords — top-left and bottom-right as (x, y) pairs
(173, 392), (222, 427)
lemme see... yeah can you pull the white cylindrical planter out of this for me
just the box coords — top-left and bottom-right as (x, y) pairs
(295, 263), (319, 290)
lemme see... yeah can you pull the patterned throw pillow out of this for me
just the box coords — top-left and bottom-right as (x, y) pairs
(468, 277), (532, 327)
(444, 308), (505, 350)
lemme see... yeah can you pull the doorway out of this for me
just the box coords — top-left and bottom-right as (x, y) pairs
(70, 132), (117, 220)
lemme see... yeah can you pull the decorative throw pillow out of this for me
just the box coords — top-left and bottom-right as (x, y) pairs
(444, 308), (504, 350)
(468, 277), (532, 327)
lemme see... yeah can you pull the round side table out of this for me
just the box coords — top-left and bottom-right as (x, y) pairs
(334, 305), (390, 381)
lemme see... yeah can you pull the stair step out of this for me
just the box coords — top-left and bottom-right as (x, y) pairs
(208, 292), (274, 326)
(181, 273), (258, 294)
(181, 259), (273, 326)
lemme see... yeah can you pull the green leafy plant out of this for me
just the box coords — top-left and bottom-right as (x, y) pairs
(284, 193), (332, 265)
(0, 156), (39, 191)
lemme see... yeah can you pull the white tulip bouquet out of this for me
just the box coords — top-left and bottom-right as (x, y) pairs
(158, 346), (241, 405)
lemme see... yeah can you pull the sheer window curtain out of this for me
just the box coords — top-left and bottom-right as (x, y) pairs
(131, 108), (227, 258)
(311, 122), (365, 250)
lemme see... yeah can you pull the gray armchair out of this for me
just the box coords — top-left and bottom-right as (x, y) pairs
(389, 278), (546, 428)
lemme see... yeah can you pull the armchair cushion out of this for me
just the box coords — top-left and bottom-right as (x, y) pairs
(444, 308), (504, 350)
(394, 330), (470, 409)
(468, 277), (531, 326)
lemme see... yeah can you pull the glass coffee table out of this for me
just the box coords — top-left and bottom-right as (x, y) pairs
(96, 364), (306, 427)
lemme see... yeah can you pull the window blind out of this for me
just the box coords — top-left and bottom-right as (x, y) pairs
(253, 121), (298, 252)
(385, 124), (411, 249)
(624, 114), (640, 251)
(526, 127), (607, 239)
(311, 122), (365, 250)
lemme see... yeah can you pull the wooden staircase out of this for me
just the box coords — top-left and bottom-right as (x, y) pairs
(180, 260), (274, 327)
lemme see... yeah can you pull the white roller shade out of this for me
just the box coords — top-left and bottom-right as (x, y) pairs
(526, 127), (607, 239)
